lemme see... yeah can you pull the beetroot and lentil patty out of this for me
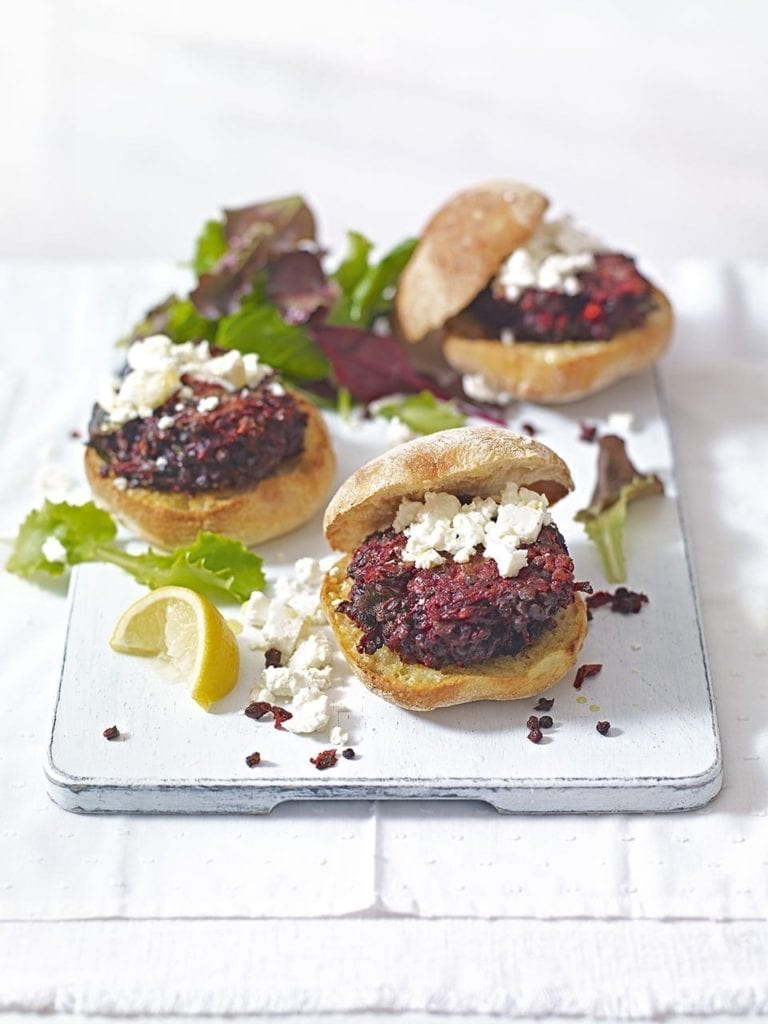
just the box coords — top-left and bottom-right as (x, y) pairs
(469, 253), (654, 343)
(88, 377), (306, 494)
(338, 523), (579, 669)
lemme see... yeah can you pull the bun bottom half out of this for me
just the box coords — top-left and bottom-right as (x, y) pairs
(85, 395), (336, 550)
(321, 558), (588, 711)
(443, 287), (673, 404)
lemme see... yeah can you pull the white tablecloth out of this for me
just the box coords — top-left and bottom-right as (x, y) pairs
(1, 261), (767, 1019)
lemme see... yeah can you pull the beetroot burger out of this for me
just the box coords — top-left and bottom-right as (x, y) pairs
(321, 426), (588, 710)
(394, 181), (673, 403)
(85, 335), (335, 548)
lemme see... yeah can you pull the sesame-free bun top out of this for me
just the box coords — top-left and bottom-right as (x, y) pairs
(394, 180), (549, 343)
(323, 425), (573, 553)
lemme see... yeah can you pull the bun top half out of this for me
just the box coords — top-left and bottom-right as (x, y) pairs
(394, 180), (549, 343)
(323, 426), (573, 552)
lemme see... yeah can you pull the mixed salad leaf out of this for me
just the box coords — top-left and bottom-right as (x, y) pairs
(117, 195), (503, 418)
(376, 391), (466, 435)
(7, 501), (265, 602)
(575, 435), (664, 583)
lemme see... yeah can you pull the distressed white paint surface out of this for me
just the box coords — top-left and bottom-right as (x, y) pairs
(48, 371), (719, 814)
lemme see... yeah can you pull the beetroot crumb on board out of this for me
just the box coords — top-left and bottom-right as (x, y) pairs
(310, 748), (338, 770)
(342, 748), (356, 760)
(539, 715), (554, 729)
(69, 429), (82, 440)
(272, 706), (293, 730)
(574, 663), (603, 689)
(534, 697), (554, 712)
(264, 647), (282, 668)
(245, 751), (261, 767)
(526, 715), (539, 730)
(579, 421), (598, 443)
(103, 725), (120, 740)
(588, 588), (648, 614)
(527, 728), (543, 744)
(521, 422), (538, 437)
(596, 720), (611, 735)
(244, 701), (273, 721)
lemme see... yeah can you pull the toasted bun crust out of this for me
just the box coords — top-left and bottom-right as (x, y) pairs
(323, 426), (573, 552)
(322, 560), (588, 710)
(394, 181), (549, 343)
(85, 393), (336, 549)
(442, 287), (673, 404)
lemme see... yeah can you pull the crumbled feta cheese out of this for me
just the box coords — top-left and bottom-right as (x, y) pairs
(500, 328), (516, 346)
(290, 634), (333, 672)
(461, 373), (513, 405)
(113, 477), (128, 491)
(330, 725), (349, 747)
(243, 557), (356, 737)
(256, 600), (305, 657)
(394, 483), (551, 578)
(607, 411), (635, 434)
(197, 395), (220, 414)
(283, 690), (331, 735)
(155, 456), (168, 470)
(157, 414), (175, 430)
(241, 591), (271, 628)
(41, 536), (67, 563)
(268, 380), (286, 397)
(101, 335), (270, 426)
(496, 216), (603, 302)
(385, 416), (416, 448)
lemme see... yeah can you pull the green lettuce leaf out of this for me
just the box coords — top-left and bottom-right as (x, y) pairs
(575, 435), (664, 583)
(215, 304), (329, 381)
(328, 234), (417, 329)
(120, 295), (218, 346)
(7, 501), (265, 602)
(192, 219), (228, 276)
(376, 390), (466, 435)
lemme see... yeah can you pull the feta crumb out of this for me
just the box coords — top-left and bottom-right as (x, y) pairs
(290, 634), (333, 672)
(101, 335), (270, 427)
(330, 725), (349, 747)
(259, 600), (305, 656)
(241, 591), (270, 628)
(197, 395), (220, 414)
(157, 415), (175, 430)
(155, 455), (168, 470)
(607, 411), (635, 434)
(496, 215), (603, 302)
(461, 373), (513, 405)
(500, 328), (516, 346)
(394, 483), (551, 578)
(41, 536), (68, 563)
(283, 690), (331, 734)
(385, 416), (416, 448)
(268, 380), (286, 397)
(113, 477), (128, 491)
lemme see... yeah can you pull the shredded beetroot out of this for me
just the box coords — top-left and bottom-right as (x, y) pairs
(264, 648), (282, 668)
(521, 422), (538, 437)
(579, 421), (598, 443)
(310, 749), (338, 770)
(534, 697), (554, 712)
(469, 253), (653, 343)
(244, 701), (273, 721)
(88, 376), (306, 495)
(574, 663), (603, 690)
(588, 588), (648, 614)
(271, 706), (293, 730)
(339, 523), (578, 670)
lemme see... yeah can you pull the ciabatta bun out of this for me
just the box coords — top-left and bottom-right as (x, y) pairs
(394, 181), (549, 344)
(444, 287), (674, 404)
(395, 180), (673, 402)
(322, 427), (586, 710)
(85, 392), (335, 549)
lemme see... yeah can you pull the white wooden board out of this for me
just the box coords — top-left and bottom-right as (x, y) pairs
(46, 370), (721, 814)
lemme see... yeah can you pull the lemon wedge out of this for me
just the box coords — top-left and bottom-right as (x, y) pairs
(109, 586), (240, 711)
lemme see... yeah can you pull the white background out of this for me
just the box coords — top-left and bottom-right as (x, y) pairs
(2, 0), (767, 263)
